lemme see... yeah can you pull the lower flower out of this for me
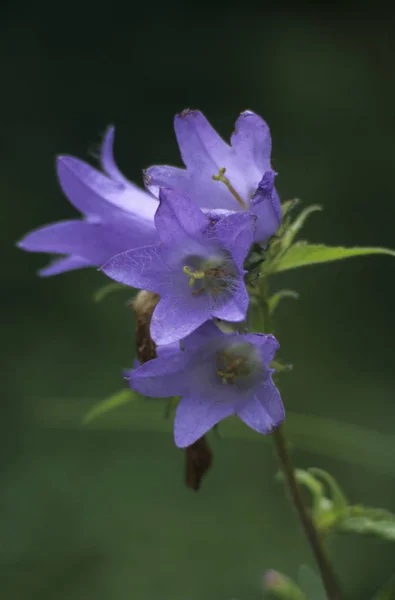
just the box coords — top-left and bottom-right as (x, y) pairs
(128, 321), (285, 447)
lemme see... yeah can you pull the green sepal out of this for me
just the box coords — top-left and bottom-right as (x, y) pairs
(269, 290), (299, 315)
(82, 388), (139, 424)
(279, 204), (322, 252)
(93, 282), (130, 302)
(270, 242), (395, 274)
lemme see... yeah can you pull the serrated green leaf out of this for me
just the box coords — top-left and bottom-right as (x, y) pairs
(338, 506), (395, 541)
(271, 242), (395, 273)
(297, 565), (326, 600)
(269, 290), (299, 314)
(308, 468), (348, 511)
(93, 282), (129, 302)
(82, 389), (138, 424)
(280, 205), (322, 250)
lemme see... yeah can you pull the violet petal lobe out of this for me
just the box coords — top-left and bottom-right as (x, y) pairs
(101, 245), (170, 292)
(155, 187), (208, 244)
(237, 385), (284, 435)
(230, 110), (272, 175)
(174, 393), (235, 448)
(100, 126), (131, 185)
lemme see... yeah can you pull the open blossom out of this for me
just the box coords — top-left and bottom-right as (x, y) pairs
(129, 322), (284, 447)
(102, 188), (255, 344)
(144, 109), (281, 244)
(18, 128), (159, 275)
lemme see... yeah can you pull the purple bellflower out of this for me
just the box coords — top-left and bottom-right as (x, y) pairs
(18, 128), (159, 276)
(129, 322), (285, 447)
(144, 109), (281, 245)
(102, 188), (255, 345)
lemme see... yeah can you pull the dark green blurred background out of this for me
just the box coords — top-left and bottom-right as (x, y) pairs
(3, 3), (395, 598)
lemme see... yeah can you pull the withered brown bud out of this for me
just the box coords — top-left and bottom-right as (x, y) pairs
(185, 436), (213, 491)
(132, 290), (159, 364)
(132, 290), (213, 491)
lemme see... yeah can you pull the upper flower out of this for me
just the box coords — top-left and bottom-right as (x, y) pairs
(102, 188), (255, 345)
(129, 321), (284, 447)
(144, 109), (281, 244)
(17, 128), (159, 275)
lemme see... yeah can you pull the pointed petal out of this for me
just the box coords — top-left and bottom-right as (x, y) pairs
(143, 165), (192, 198)
(17, 220), (111, 263)
(174, 109), (231, 175)
(101, 245), (169, 292)
(213, 211), (256, 268)
(38, 255), (91, 276)
(57, 156), (158, 220)
(237, 384), (284, 434)
(252, 186), (282, 244)
(129, 349), (191, 398)
(155, 188), (208, 244)
(174, 392), (235, 448)
(242, 333), (280, 366)
(150, 294), (209, 345)
(100, 126), (130, 185)
(211, 282), (249, 322)
(181, 321), (223, 351)
(231, 111), (272, 174)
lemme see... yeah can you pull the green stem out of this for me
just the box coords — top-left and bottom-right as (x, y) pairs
(273, 425), (342, 600)
(260, 276), (342, 600)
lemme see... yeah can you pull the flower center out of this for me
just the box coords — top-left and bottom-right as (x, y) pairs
(183, 254), (235, 298)
(216, 343), (261, 386)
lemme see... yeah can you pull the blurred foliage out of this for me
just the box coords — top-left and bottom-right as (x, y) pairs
(3, 2), (395, 599)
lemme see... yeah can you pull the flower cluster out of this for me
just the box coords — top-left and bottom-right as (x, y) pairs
(18, 109), (285, 446)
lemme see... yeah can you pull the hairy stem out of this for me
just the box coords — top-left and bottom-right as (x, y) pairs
(260, 276), (341, 599)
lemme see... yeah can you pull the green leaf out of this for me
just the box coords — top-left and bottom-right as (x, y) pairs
(82, 389), (138, 424)
(297, 565), (326, 600)
(93, 282), (129, 302)
(269, 290), (299, 314)
(280, 205), (322, 250)
(308, 468), (348, 511)
(338, 506), (395, 541)
(271, 242), (395, 273)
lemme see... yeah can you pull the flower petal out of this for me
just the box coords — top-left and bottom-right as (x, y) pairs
(242, 333), (280, 366)
(213, 211), (256, 269)
(211, 292), (249, 323)
(100, 126), (130, 185)
(174, 109), (231, 175)
(17, 220), (117, 263)
(251, 187), (281, 244)
(237, 383), (284, 434)
(38, 255), (91, 277)
(150, 294), (210, 345)
(174, 392), (235, 448)
(144, 165), (192, 198)
(231, 111), (272, 174)
(129, 349), (191, 398)
(101, 245), (169, 292)
(57, 156), (158, 221)
(155, 188), (209, 244)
